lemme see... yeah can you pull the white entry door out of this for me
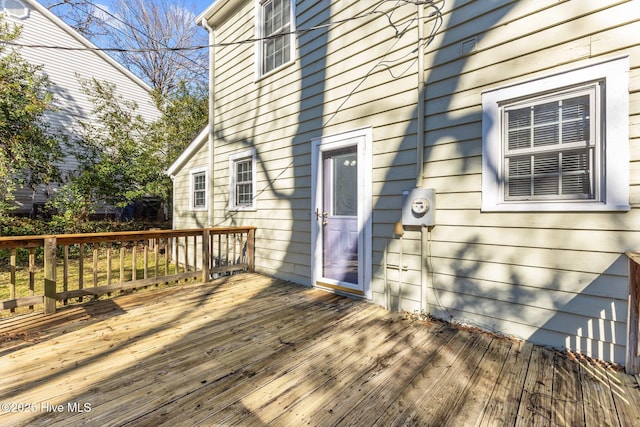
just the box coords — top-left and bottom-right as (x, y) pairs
(311, 128), (372, 297)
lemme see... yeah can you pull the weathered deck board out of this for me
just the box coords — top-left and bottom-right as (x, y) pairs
(0, 273), (639, 427)
(480, 340), (534, 426)
(516, 345), (555, 425)
(608, 368), (640, 427)
(581, 359), (620, 427)
(443, 335), (513, 426)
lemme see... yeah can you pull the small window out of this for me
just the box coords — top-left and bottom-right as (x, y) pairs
(229, 149), (256, 211)
(482, 57), (630, 212)
(256, 0), (294, 77)
(190, 169), (207, 211)
(2, 0), (29, 20)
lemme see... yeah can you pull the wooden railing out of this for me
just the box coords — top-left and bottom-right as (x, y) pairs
(626, 251), (640, 374)
(0, 227), (255, 316)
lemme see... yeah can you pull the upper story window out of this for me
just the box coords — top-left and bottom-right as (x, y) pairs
(481, 57), (630, 212)
(256, 0), (295, 77)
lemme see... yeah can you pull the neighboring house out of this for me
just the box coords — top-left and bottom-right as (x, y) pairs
(2, 0), (160, 215)
(168, 0), (640, 366)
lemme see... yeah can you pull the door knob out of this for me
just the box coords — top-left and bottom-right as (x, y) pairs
(315, 209), (329, 225)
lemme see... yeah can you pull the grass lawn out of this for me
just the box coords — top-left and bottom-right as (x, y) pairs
(1, 244), (187, 317)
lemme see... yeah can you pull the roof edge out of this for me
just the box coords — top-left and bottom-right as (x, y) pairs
(166, 125), (210, 176)
(24, 0), (156, 96)
(196, 0), (245, 26)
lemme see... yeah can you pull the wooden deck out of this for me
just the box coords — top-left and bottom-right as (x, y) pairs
(1, 273), (640, 426)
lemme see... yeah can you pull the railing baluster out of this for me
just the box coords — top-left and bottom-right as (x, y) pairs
(63, 245), (69, 305)
(43, 237), (56, 314)
(226, 233), (230, 268)
(29, 248), (35, 309)
(232, 233), (237, 268)
(132, 241), (137, 282)
(144, 240), (149, 280)
(107, 243), (112, 285)
(184, 235), (189, 272)
(93, 245), (98, 287)
(9, 249), (16, 313)
(164, 238), (169, 276)
(193, 235), (197, 270)
(78, 243), (84, 302)
(202, 229), (210, 282)
(217, 234), (222, 270)
(154, 238), (159, 279)
(120, 246), (125, 283)
(174, 237), (179, 274)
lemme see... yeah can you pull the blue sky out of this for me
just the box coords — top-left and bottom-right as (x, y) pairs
(95, 0), (215, 20)
(192, 0), (214, 17)
(77, 0), (216, 47)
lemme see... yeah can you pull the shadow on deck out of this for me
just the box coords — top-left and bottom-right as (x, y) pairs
(1, 273), (639, 426)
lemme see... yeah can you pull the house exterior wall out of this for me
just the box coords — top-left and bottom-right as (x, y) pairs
(6, 0), (160, 214)
(175, 0), (640, 364)
(419, 0), (639, 365)
(171, 140), (210, 230)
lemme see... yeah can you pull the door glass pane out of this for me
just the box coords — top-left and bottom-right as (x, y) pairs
(332, 152), (357, 216)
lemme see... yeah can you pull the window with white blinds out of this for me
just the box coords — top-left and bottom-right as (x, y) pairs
(503, 86), (599, 201)
(481, 57), (630, 212)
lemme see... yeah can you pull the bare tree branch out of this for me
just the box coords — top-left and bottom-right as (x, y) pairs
(105, 0), (208, 96)
(43, 0), (208, 96)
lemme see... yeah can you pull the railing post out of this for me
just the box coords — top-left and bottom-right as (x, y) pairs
(626, 252), (640, 374)
(44, 237), (57, 315)
(247, 228), (255, 273)
(202, 229), (210, 282)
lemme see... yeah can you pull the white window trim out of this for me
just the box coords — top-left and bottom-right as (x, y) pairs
(229, 148), (257, 211)
(254, 0), (296, 80)
(189, 167), (208, 212)
(481, 56), (630, 212)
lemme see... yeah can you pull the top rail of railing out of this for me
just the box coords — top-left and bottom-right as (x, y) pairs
(0, 227), (257, 249)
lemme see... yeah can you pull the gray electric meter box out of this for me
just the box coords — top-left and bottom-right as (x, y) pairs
(402, 188), (436, 227)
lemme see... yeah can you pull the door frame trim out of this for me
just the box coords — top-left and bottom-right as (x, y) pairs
(311, 127), (372, 299)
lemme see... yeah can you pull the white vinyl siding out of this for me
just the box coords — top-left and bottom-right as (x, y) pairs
(188, 0), (640, 365)
(171, 144), (210, 230)
(9, 0), (160, 214)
